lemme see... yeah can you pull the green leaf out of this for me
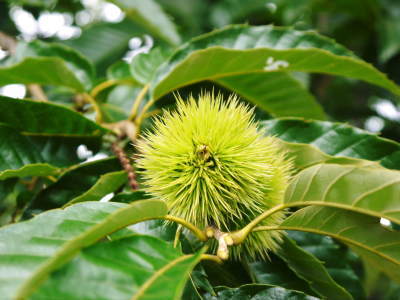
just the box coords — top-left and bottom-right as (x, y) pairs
(107, 61), (136, 82)
(285, 162), (400, 224)
(100, 85), (142, 123)
(64, 170), (127, 207)
(204, 284), (318, 299)
(262, 118), (400, 170)
(0, 96), (107, 176)
(130, 47), (172, 84)
(111, 0), (181, 46)
(28, 134), (102, 167)
(111, 190), (152, 203)
(0, 200), (168, 299)
(151, 25), (400, 110)
(215, 72), (326, 119)
(278, 206), (400, 283)
(377, 0), (400, 63)
(277, 236), (352, 299)
(120, 207), (215, 299)
(247, 255), (316, 296)
(287, 232), (365, 299)
(0, 123), (102, 175)
(209, 0), (274, 28)
(0, 125), (59, 179)
(7, 0), (57, 8)
(63, 19), (145, 72)
(129, 219), (177, 243)
(32, 157), (122, 210)
(0, 179), (19, 225)
(0, 95), (108, 136)
(155, 0), (207, 38)
(0, 40), (94, 92)
(202, 260), (253, 289)
(31, 236), (203, 300)
(276, 141), (369, 171)
(0, 164), (58, 180)
(378, 19), (400, 63)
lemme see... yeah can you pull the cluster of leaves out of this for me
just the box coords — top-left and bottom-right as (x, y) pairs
(0, 0), (400, 299)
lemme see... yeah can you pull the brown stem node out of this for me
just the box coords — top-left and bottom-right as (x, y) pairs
(211, 227), (231, 260)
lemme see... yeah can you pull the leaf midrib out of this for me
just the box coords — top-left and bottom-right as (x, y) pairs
(132, 254), (193, 300)
(266, 225), (400, 267)
(152, 46), (400, 99)
(14, 200), (167, 299)
(281, 201), (400, 226)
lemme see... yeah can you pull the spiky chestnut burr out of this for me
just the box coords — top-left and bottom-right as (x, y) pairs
(136, 93), (292, 259)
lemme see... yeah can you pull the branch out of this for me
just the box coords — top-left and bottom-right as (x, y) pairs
(0, 31), (16, 54)
(111, 142), (139, 190)
(27, 84), (48, 101)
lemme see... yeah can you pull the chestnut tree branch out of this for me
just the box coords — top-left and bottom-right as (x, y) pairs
(111, 142), (139, 190)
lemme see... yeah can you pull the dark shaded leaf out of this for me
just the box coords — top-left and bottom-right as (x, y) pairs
(279, 206), (400, 283)
(0, 95), (108, 136)
(288, 231), (365, 299)
(31, 157), (122, 210)
(248, 255), (316, 296)
(64, 170), (127, 206)
(204, 284), (319, 299)
(276, 236), (352, 299)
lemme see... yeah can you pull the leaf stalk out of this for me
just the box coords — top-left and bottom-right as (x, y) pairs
(229, 203), (286, 245)
(162, 215), (208, 242)
(129, 84), (150, 121)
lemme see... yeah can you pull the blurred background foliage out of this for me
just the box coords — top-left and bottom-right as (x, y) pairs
(0, 0), (400, 142)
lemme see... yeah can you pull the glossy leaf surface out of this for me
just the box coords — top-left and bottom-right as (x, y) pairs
(151, 25), (400, 113)
(0, 96), (108, 136)
(285, 163), (400, 224)
(0, 200), (167, 299)
(32, 236), (203, 300)
(262, 118), (400, 170)
(216, 72), (326, 119)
